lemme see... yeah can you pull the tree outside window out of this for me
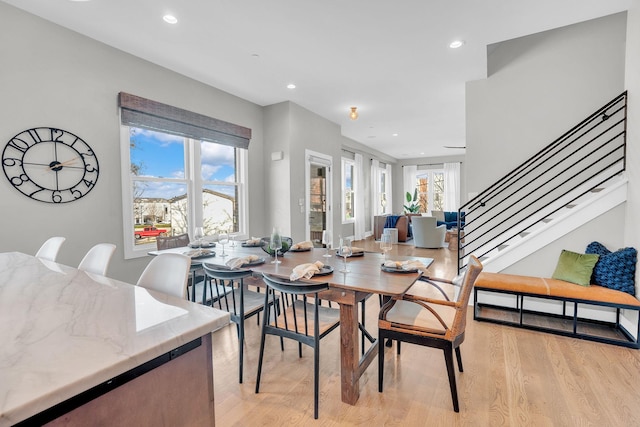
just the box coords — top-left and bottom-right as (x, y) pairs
(417, 170), (444, 213)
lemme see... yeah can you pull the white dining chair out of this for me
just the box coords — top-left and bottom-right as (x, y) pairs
(35, 237), (66, 262)
(136, 253), (191, 299)
(78, 243), (116, 276)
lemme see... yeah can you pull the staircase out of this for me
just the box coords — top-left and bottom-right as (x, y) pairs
(458, 92), (628, 273)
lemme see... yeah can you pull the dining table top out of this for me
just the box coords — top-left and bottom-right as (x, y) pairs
(149, 243), (433, 297)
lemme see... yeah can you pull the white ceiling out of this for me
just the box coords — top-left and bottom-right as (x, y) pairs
(2, 0), (631, 159)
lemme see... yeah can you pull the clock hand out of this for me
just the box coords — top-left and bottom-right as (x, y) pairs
(47, 157), (79, 170)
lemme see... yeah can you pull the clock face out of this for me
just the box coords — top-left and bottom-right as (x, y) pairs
(2, 127), (99, 203)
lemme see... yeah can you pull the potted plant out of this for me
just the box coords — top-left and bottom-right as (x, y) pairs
(404, 189), (420, 214)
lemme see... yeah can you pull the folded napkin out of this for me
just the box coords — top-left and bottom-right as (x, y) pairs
(184, 249), (212, 258)
(383, 259), (427, 271)
(290, 261), (325, 281)
(351, 246), (364, 254)
(291, 240), (314, 250)
(245, 237), (262, 245)
(226, 254), (260, 269)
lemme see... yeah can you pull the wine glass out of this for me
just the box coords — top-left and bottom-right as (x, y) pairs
(218, 231), (229, 257)
(321, 230), (332, 258)
(338, 236), (352, 273)
(194, 226), (204, 249)
(380, 233), (392, 260)
(229, 231), (237, 248)
(270, 230), (282, 264)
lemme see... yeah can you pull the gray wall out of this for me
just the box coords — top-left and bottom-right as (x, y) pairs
(0, 3), (265, 283)
(465, 12), (628, 275)
(625, 0), (640, 298)
(466, 12), (627, 193)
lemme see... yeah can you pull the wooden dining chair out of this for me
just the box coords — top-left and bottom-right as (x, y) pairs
(156, 233), (190, 250)
(256, 273), (341, 419)
(201, 264), (268, 383)
(78, 243), (116, 276)
(136, 253), (191, 299)
(35, 236), (66, 262)
(378, 255), (483, 412)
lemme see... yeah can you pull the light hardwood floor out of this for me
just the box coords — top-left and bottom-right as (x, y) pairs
(211, 237), (640, 426)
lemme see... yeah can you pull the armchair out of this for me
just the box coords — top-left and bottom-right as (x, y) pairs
(378, 256), (483, 412)
(411, 216), (446, 248)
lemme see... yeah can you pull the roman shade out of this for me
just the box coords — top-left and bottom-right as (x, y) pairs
(118, 92), (251, 149)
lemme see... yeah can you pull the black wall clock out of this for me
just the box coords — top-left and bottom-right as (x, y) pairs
(2, 127), (99, 203)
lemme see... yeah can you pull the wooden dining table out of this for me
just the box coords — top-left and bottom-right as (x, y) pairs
(150, 243), (432, 405)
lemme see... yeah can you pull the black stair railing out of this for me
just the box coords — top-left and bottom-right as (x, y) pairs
(458, 91), (627, 272)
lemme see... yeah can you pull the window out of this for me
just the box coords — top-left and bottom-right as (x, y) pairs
(380, 166), (391, 215)
(119, 93), (250, 258)
(416, 169), (444, 213)
(342, 158), (355, 222)
(372, 161), (391, 216)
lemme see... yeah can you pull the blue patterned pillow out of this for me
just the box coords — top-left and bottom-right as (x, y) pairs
(585, 242), (637, 295)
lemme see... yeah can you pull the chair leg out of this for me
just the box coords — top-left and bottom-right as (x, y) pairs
(397, 341), (401, 354)
(455, 346), (463, 372)
(255, 294), (270, 394)
(443, 347), (460, 412)
(238, 321), (244, 384)
(313, 335), (320, 419)
(378, 332), (385, 392)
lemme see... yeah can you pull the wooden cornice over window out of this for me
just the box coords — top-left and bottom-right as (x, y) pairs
(118, 92), (251, 149)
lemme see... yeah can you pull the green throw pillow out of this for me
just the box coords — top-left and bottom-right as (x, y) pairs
(551, 250), (600, 287)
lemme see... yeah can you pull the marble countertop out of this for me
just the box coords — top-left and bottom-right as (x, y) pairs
(0, 252), (230, 427)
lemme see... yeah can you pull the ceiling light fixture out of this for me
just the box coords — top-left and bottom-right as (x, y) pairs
(349, 107), (359, 120)
(163, 15), (178, 24)
(449, 40), (464, 49)
(287, 83), (296, 89)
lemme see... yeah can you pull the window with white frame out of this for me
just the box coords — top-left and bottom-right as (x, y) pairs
(416, 169), (444, 213)
(342, 157), (355, 222)
(119, 93), (250, 259)
(372, 162), (391, 216)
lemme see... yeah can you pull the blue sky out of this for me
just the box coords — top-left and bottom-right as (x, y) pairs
(130, 128), (236, 199)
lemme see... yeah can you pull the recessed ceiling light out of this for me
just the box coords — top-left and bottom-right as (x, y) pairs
(449, 40), (465, 49)
(287, 83), (296, 89)
(163, 15), (178, 24)
(392, 133), (399, 137)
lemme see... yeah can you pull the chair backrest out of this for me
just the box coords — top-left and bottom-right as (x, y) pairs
(261, 273), (333, 338)
(136, 253), (191, 299)
(202, 264), (253, 281)
(156, 233), (190, 250)
(261, 273), (330, 296)
(451, 255), (483, 337)
(35, 236), (66, 262)
(431, 210), (445, 222)
(202, 264), (257, 314)
(412, 215), (438, 230)
(78, 243), (116, 276)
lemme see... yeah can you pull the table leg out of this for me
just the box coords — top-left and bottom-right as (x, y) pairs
(339, 302), (360, 405)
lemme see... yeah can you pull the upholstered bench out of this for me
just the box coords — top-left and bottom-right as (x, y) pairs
(473, 272), (640, 348)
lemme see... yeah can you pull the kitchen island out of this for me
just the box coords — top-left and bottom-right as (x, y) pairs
(0, 252), (229, 426)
